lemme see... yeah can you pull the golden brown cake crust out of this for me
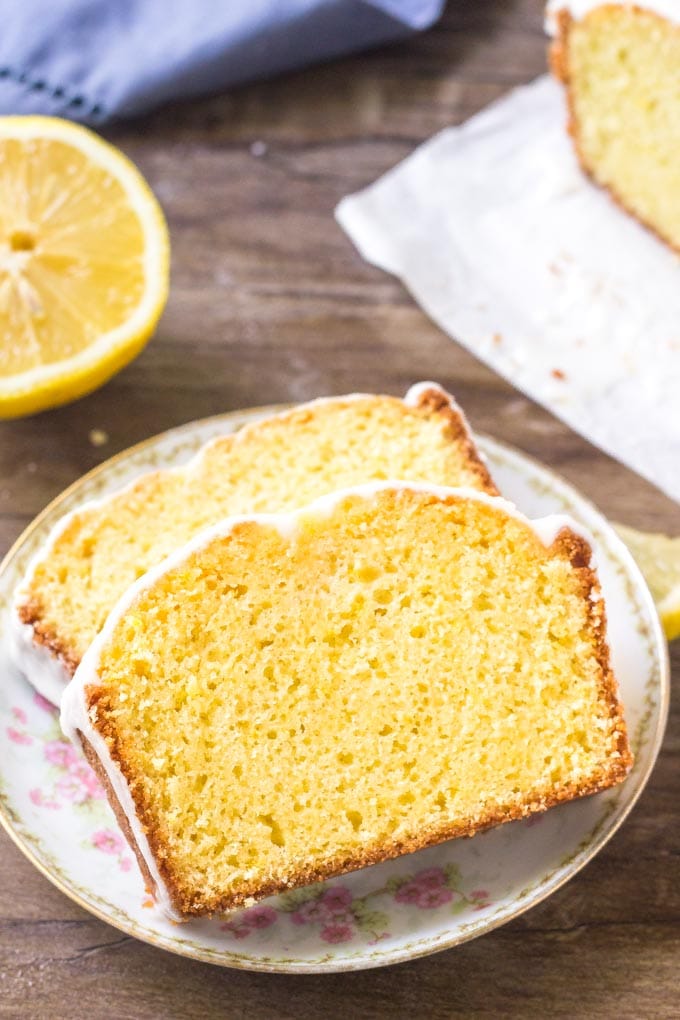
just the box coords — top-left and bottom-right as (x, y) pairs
(17, 599), (80, 676)
(549, 6), (680, 256)
(550, 526), (633, 776)
(79, 733), (158, 898)
(17, 386), (496, 680)
(409, 385), (499, 496)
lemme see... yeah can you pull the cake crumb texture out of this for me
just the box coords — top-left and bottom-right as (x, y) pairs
(82, 486), (632, 916)
(18, 387), (495, 673)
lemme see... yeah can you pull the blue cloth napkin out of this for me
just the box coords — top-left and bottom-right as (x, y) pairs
(0, 0), (444, 123)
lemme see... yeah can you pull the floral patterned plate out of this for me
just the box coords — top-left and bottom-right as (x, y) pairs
(0, 406), (669, 972)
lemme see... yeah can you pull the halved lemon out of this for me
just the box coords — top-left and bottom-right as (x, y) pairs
(616, 523), (680, 641)
(0, 116), (169, 418)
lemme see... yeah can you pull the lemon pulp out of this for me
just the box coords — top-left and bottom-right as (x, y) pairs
(0, 117), (168, 417)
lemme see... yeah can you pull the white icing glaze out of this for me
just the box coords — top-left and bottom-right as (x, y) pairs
(545, 0), (680, 34)
(9, 502), (112, 706)
(404, 380), (459, 408)
(60, 480), (597, 918)
(10, 384), (466, 704)
(61, 678), (182, 921)
(6, 613), (71, 707)
(10, 494), (119, 706)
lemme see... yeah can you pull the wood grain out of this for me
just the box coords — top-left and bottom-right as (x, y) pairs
(1, 1), (678, 1016)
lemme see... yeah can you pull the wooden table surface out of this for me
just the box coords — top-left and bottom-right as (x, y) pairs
(2, 1), (678, 1016)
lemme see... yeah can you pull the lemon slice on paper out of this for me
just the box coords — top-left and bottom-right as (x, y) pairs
(616, 524), (680, 641)
(0, 116), (169, 418)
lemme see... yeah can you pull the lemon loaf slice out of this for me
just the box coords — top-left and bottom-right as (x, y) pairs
(61, 483), (632, 919)
(548, 1), (680, 252)
(12, 383), (496, 705)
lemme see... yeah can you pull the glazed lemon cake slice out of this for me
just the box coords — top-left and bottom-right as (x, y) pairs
(548, 1), (680, 252)
(61, 483), (632, 919)
(12, 383), (496, 704)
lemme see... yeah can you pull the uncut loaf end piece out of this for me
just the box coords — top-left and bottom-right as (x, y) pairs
(12, 383), (496, 705)
(61, 483), (632, 919)
(548, 1), (680, 253)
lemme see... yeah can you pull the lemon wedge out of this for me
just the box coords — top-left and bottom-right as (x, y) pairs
(0, 116), (169, 418)
(616, 524), (680, 641)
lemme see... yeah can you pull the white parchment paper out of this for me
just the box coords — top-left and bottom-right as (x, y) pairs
(336, 76), (680, 504)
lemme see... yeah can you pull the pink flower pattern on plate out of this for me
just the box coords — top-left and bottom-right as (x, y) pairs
(395, 867), (457, 909)
(321, 886), (352, 913)
(6, 726), (32, 746)
(320, 923), (353, 944)
(91, 829), (133, 873)
(66, 761), (106, 799)
(290, 898), (326, 926)
(44, 740), (78, 768)
(16, 708), (109, 810)
(7, 701), (132, 871)
(220, 904), (277, 939)
(248, 906), (277, 929)
(29, 787), (59, 809)
(92, 828), (125, 854)
(392, 866), (491, 913)
(218, 865), (493, 947)
(55, 768), (98, 805)
(7, 699), (495, 944)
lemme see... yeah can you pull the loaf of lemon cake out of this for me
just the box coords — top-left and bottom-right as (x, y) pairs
(61, 483), (632, 919)
(12, 383), (496, 705)
(547, 1), (680, 252)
